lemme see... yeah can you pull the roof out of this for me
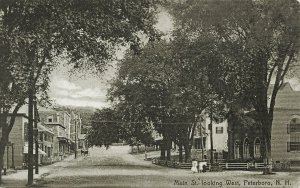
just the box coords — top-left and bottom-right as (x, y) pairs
(37, 106), (57, 112)
(269, 82), (300, 109)
(38, 124), (54, 134)
(267, 82), (294, 95)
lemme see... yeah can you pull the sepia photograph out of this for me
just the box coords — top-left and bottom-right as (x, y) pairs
(0, 0), (300, 187)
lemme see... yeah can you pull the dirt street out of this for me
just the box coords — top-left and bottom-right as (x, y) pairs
(2, 146), (300, 188)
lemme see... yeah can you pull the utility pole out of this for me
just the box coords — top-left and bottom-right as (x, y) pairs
(27, 88), (34, 185)
(34, 98), (39, 174)
(209, 89), (214, 170)
(11, 143), (14, 169)
(209, 107), (214, 168)
(74, 117), (77, 159)
(6, 145), (9, 170)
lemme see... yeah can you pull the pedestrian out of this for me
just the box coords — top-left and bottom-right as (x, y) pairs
(191, 160), (198, 173)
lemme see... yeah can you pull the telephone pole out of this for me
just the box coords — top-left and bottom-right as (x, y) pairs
(74, 118), (77, 159)
(209, 106), (214, 167)
(209, 89), (214, 170)
(34, 98), (39, 174)
(27, 88), (34, 185)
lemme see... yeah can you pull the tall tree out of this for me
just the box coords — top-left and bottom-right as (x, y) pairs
(0, 0), (160, 184)
(169, 0), (300, 173)
(109, 39), (213, 161)
(116, 103), (154, 150)
(87, 108), (121, 148)
(109, 40), (177, 159)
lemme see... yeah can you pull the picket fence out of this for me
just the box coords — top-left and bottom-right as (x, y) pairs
(151, 158), (265, 170)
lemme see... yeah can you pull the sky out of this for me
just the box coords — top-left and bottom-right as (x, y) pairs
(48, 5), (300, 109)
(48, 10), (174, 109)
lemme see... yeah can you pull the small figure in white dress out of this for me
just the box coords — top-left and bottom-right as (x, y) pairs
(191, 160), (198, 173)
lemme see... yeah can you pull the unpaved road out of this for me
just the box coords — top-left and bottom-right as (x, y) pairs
(2, 145), (300, 188)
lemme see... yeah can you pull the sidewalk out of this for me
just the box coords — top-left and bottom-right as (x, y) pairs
(1, 154), (76, 186)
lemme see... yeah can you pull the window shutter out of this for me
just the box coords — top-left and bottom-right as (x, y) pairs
(287, 142), (290, 152)
(287, 124), (290, 134)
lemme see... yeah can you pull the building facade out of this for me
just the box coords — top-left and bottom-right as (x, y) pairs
(227, 83), (300, 168)
(191, 116), (228, 161)
(3, 114), (29, 169)
(3, 106), (50, 169)
(2, 106), (84, 170)
(39, 109), (71, 161)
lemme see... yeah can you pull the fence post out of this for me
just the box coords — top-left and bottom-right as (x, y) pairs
(254, 163), (257, 169)
(225, 163), (228, 169)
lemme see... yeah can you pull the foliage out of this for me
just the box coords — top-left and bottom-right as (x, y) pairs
(169, 0), (300, 171)
(86, 106), (154, 147)
(86, 108), (121, 148)
(0, 0), (161, 183)
(108, 39), (221, 161)
(115, 103), (154, 147)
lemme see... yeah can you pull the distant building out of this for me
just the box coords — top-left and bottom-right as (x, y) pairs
(78, 134), (87, 150)
(227, 110), (262, 161)
(39, 109), (71, 161)
(70, 112), (82, 154)
(191, 115), (228, 161)
(2, 105), (85, 170)
(38, 124), (54, 165)
(3, 106), (48, 169)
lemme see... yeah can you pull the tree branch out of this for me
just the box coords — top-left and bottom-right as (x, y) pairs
(267, 63), (276, 88)
(280, 47), (295, 82)
(7, 100), (23, 133)
(33, 48), (50, 84)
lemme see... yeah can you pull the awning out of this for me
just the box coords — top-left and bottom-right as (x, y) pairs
(38, 124), (54, 134)
(23, 146), (47, 156)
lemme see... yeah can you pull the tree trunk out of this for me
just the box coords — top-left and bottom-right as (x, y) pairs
(0, 113), (9, 185)
(262, 122), (272, 174)
(160, 148), (165, 160)
(166, 149), (171, 161)
(160, 141), (165, 160)
(179, 143), (183, 163)
(263, 137), (272, 174)
(0, 146), (4, 185)
(166, 139), (171, 161)
(184, 144), (190, 163)
(0, 131), (8, 185)
(144, 144), (147, 160)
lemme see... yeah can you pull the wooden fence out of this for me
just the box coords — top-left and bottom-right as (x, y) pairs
(152, 158), (265, 170)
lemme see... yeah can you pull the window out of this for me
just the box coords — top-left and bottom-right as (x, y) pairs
(194, 138), (205, 149)
(288, 117), (300, 152)
(194, 138), (201, 149)
(243, 138), (250, 159)
(290, 118), (300, 132)
(254, 137), (261, 158)
(47, 116), (53, 123)
(48, 147), (51, 157)
(234, 141), (240, 159)
(216, 126), (223, 134)
(203, 137), (206, 148)
(24, 122), (28, 141)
